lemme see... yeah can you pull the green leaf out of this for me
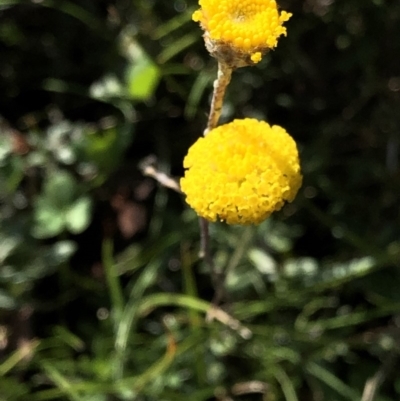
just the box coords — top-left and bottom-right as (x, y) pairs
(44, 240), (78, 266)
(0, 289), (17, 310)
(52, 326), (85, 351)
(248, 248), (277, 277)
(43, 170), (77, 208)
(32, 197), (65, 239)
(306, 362), (360, 400)
(65, 197), (92, 234)
(77, 125), (129, 180)
(32, 171), (89, 238)
(0, 340), (39, 376)
(156, 33), (198, 64)
(0, 377), (30, 399)
(0, 155), (25, 195)
(126, 57), (160, 101)
(0, 234), (21, 263)
(41, 361), (83, 401)
(0, 1), (21, 11)
(274, 365), (299, 401)
(0, 134), (12, 163)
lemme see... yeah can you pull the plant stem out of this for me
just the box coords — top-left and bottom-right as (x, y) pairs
(102, 238), (124, 324)
(181, 241), (206, 384)
(199, 217), (225, 305)
(204, 61), (233, 135)
(199, 61), (233, 304)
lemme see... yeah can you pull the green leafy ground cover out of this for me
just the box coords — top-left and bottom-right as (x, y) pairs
(1, 1), (400, 400)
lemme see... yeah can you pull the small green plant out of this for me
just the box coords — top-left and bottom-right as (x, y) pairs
(1, 1), (400, 400)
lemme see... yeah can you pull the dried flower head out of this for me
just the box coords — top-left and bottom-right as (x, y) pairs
(192, 0), (292, 67)
(180, 119), (302, 225)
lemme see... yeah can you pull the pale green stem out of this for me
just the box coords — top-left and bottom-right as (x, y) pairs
(181, 242), (206, 384)
(102, 238), (124, 324)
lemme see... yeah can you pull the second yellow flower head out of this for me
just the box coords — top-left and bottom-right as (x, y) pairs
(180, 119), (302, 225)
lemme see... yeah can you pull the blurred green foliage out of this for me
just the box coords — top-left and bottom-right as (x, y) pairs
(1, 0), (400, 400)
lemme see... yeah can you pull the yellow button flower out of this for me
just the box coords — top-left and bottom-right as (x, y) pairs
(180, 119), (302, 225)
(192, 0), (292, 66)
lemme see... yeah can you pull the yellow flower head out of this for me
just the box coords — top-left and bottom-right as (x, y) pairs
(180, 119), (302, 225)
(192, 0), (292, 66)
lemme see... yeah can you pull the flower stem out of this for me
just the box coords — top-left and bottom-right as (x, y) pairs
(199, 62), (233, 304)
(204, 61), (232, 135)
(102, 238), (124, 324)
(199, 217), (225, 305)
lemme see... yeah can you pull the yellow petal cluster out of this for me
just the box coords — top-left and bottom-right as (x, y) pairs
(180, 119), (302, 225)
(192, 0), (292, 64)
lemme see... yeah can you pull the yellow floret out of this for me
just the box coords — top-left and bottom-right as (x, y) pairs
(192, 0), (292, 63)
(251, 52), (262, 63)
(180, 119), (302, 225)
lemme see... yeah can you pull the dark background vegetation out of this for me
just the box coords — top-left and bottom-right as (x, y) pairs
(1, 0), (400, 400)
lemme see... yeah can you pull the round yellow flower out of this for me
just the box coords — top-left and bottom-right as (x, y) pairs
(180, 119), (302, 225)
(192, 0), (292, 66)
